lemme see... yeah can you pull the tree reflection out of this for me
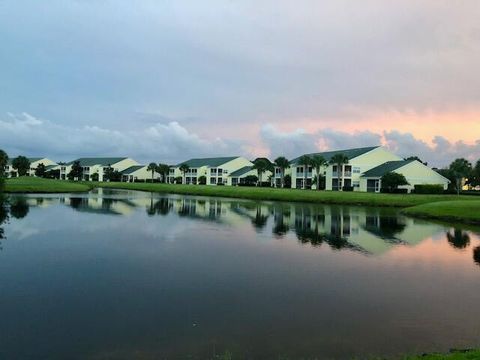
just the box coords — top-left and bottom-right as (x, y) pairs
(273, 213), (289, 237)
(473, 246), (480, 267)
(446, 228), (470, 249)
(10, 198), (29, 219)
(252, 206), (269, 231)
(147, 198), (171, 216)
(0, 196), (8, 244)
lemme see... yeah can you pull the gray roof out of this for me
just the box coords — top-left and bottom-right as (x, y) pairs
(177, 156), (239, 168)
(229, 166), (253, 177)
(45, 164), (58, 171)
(121, 165), (145, 175)
(361, 160), (415, 178)
(67, 157), (128, 166)
(290, 146), (379, 165)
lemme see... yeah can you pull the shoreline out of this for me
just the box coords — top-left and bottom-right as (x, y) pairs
(4, 178), (480, 225)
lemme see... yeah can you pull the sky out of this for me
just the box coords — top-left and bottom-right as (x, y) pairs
(1, 0), (479, 167)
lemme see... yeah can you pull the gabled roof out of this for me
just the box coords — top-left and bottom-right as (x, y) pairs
(67, 157), (128, 166)
(361, 160), (415, 178)
(7, 157), (43, 165)
(121, 165), (145, 175)
(230, 166), (253, 177)
(177, 156), (239, 168)
(290, 146), (379, 165)
(45, 164), (58, 171)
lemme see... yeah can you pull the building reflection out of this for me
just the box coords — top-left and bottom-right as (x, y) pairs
(4, 193), (480, 265)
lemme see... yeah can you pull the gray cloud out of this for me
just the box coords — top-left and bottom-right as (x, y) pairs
(0, 113), (249, 164)
(261, 124), (480, 167)
(0, 0), (479, 127)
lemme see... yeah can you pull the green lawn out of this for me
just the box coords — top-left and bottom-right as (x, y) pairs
(4, 177), (93, 193)
(402, 200), (480, 224)
(92, 182), (475, 208)
(400, 350), (480, 360)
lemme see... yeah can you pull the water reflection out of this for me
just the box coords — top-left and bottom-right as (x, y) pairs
(446, 228), (471, 249)
(2, 191), (480, 359)
(8, 192), (480, 264)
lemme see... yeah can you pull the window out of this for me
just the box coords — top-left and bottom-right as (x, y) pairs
(296, 167), (303, 174)
(169, 168), (175, 174)
(210, 168), (217, 174)
(223, 169), (228, 174)
(353, 181), (360, 188)
(275, 168), (282, 174)
(217, 168), (223, 174)
(353, 167), (361, 174)
(210, 177), (216, 184)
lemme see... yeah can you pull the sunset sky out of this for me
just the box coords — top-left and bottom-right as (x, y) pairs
(1, 1), (479, 166)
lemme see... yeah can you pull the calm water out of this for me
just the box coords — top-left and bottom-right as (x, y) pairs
(1, 189), (480, 360)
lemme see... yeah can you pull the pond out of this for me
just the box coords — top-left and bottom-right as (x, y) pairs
(0, 189), (479, 360)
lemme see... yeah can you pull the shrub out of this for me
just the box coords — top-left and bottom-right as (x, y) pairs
(413, 184), (444, 194)
(216, 182), (225, 186)
(198, 175), (207, 185)
(380, 188), (408, 194)
(175, 176), (182, 184)
(342, 186), (354, 192)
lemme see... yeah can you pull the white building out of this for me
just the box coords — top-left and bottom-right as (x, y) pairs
(169, 156), (253, 185)
(121, 165), (161, 182)
(60, 157), (139, 181)
(5, 157), (57, 177)
(284, 146), (449, 192)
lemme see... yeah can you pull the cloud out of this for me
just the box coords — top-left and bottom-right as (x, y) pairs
(260, 124), (480, 167)
(0, 113), (249, 164)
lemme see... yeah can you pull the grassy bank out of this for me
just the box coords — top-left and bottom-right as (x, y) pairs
(4, 178), (480, 224)
(401, 349), (480, 360)
(402, 200), (480, 225)
(4, 177), (93, 193)
(92, 181), (476, 208)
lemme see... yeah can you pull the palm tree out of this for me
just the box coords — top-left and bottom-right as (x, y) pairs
(298, 155), (311, 189)
(329, 153), (349, 191)
(0, 149), (8, 177)
(157, 163), (170, 183)
(147, 162), (157, 181)
(179, 163), (190, 184)
(252, 159), (273, 186)
(310, 155), (327, 191)
(274, 156), (290, 188)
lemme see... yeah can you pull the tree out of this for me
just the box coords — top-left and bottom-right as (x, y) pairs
(274, 156), (290, 188)
(310, 155), (327, 191)
(380, 172), (409, 192)
(449, 158), (472, 195)
(284, 174), (292, 188)
(0, 149), (8, 177)
(157, 163), (170, 183)
(243, 175), (258, 186)
(198, 175), (207, 185)
(252, 158), (273, 186)
(35, 163), (46, 177)
(298, 155), (312, 189)
(104, 167), (121, 182)
(329, 154), (349, 191)
(467, 160), (480, 188)
(12, 156), (31, 176)
(91, 172), (99, 181)
(179, 164), (190, 184)
(147, 162), (157, 181)
(405, 156), (428, 166)
(68, 161), (83, 181)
